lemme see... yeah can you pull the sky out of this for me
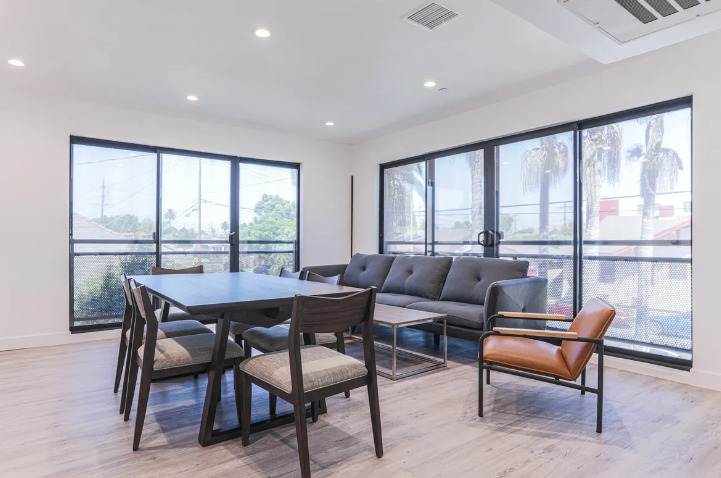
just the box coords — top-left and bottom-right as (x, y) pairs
(72, 145), (298, 240)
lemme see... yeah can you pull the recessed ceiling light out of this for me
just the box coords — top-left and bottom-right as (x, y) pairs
(325, 121), (335, 126)
(186, 95), (198, 101)
(424, 80), (436, 88)
(255, 28), (271, 38)
(8, 59), (25, 67)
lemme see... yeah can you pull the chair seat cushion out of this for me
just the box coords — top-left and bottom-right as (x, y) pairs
(139, 334), (244, 370)
(244, 324), (337, 352)
(407, 301), (484, 330)
(239, 345), (368, 394)
(125, 319), (212, 342)
(375, 293), (432, 308)
(483, 335), (571, 380)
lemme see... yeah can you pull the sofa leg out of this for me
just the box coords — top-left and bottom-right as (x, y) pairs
(433, 334), (440, 349)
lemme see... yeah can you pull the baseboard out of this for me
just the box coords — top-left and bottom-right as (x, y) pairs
(0, 329), (120, 352)
(589, 354), (721, 392)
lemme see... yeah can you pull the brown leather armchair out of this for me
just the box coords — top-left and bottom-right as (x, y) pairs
(479, 297), (616, 433)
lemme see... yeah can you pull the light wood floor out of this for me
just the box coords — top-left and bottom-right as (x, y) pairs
(2, 328), (721, 478)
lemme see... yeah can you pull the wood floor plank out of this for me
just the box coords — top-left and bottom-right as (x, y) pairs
(1, 328), (720, 477)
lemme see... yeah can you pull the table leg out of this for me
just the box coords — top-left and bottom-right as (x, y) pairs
(443, 319), (448, 367)
(198, 312), (231, 446)
(392, 326), (397, 381)
(160, 301), (170, 322)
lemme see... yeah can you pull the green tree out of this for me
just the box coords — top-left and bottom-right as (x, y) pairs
(385, 163), (425, 245)
(240, 194), (297, 275)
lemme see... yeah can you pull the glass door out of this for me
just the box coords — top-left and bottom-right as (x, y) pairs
(431, 148), (489, 257)
(160, 153), (233, 272)
(238, 162), (299, 274)
(496, 131), (576, 318)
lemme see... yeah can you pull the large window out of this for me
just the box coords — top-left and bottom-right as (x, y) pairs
(70, 138), (299, 330)
(380, 98), (692, 367)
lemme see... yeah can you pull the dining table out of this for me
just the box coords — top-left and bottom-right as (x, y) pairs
(131, 271), (360, 446)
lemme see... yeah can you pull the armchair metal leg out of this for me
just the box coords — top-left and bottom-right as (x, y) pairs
(478, 341), (484, 418)
(597, 343), (604, 433)
(581, 368), (586, 395)
(486, 368), (490, 385)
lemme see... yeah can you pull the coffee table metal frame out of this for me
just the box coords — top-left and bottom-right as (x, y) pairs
(352, 315), (447, 381)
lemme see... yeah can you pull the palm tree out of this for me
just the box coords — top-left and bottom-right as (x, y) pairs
(521, 135), (569, 277)
(581, 124), (622, 249)
(163, 208), (177, 228)
(385, 163), (425, 252)
(467, 150), (484, 247)
(626, 115), (683, 340)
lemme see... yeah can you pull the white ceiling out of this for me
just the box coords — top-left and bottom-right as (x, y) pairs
(0, 0), (600, 144)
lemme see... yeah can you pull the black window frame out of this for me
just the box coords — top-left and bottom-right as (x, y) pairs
(69, 136), (301, 333)
(378, 96), (693, 369)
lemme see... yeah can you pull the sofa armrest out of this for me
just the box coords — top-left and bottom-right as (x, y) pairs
(300, 264), (348, 282)
(483, 276), (548, 331)
(493, 327), (577, 339)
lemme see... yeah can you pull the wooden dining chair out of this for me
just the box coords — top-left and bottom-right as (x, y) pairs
(242, 272), (349, 414)
(479, 297), (616, 433)
(150, 265), (217, 323)
(238, 287), (382, 478)
(123, 283), (245, 451)
(115, 276), (213, 413)
(230, 267), (306, 346)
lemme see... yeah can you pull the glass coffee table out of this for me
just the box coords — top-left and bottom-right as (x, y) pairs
(353, 303), (447, 380)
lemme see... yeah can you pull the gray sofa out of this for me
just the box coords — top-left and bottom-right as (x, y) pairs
(302, 253), (548, 342)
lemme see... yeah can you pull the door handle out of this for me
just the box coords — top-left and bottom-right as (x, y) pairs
(478, 231), (490, 247)
(228, 231), (237, 246)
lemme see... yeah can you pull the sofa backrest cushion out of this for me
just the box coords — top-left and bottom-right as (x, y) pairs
(381, 255), (453, 300)
(343, 253), (396, 289)
(440, 257), (529, 305)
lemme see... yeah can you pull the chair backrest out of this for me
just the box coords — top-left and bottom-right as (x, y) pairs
(120, 275), (135, 334)
(561, 297), (616, 380)
(280, 268), (304, 280)
(287, 288), (377, 393)
(131, 284), (161, 365)
(151, 265), (204, 275)
(305, 271), (342, 285)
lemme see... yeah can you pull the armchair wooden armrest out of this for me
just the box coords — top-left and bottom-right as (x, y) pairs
(497, 311), (571, 321)
(493, 327), (579, 339)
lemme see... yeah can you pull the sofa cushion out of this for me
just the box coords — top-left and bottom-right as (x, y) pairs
(407, 300), (485, 330)
(376, 293), (432, 308)
(381, 255), (452, 300)
(343, 253), (396, 289)
(440, 257), (529, 305)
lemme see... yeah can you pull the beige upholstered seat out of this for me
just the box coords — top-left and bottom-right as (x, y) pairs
(125, 319), (212, 342)
(239, 345), (368, 394)
(243, 324), (338, 352)
(138, 334), (244, 370)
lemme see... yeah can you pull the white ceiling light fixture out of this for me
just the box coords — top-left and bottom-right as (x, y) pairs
(325, 121), (335, 126)
(186, 95), (199, 101)
(255, 28), (271, 38)
(424, 80), (437, 88)
(8, 59), (25, 67)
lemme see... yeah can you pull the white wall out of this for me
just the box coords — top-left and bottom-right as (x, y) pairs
(351, 30), (721, 390)
(0, 91), (351, 350)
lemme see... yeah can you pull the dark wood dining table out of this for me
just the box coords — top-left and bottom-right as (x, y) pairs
(131, 271), (360, 446)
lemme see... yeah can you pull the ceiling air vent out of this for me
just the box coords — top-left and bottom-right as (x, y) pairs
(559, 0), (721, 43)
(404, 2), (460, 31)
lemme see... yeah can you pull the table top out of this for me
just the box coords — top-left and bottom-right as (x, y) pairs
(131, 272), (361, 315)
(373, 303), (446, 327)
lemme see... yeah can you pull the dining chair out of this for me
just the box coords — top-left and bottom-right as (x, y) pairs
(150, 265), (216, 323)
(230, 267), (306, 346)
(115, 276), (213, 414)
(242, 272), (349, 414)
(479, 297), (616, 433)
(238, 287), (382, 478)
(123, 283), (245, 451)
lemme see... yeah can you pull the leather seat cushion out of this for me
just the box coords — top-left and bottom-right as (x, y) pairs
(239, 345), (367, 394)
(483, 335), (571, 380)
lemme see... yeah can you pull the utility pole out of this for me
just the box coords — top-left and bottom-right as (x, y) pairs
(100, 177), (107, 223)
